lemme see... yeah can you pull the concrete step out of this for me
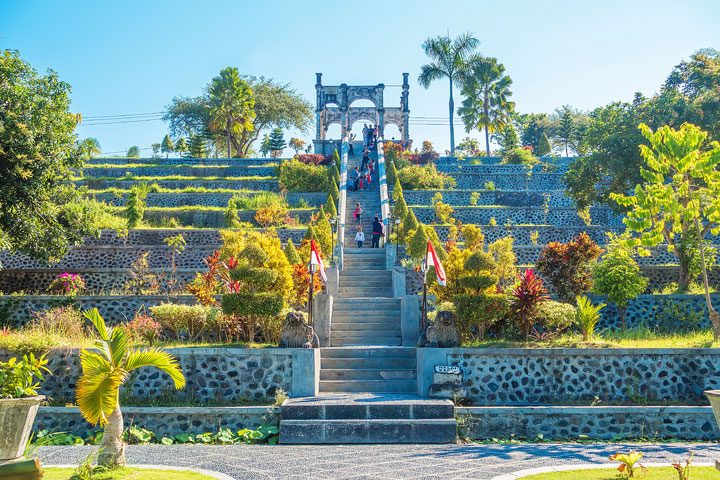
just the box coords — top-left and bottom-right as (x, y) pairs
(337, 288), (392, 297)
(332, 317), (400, 325)
(339, 269), (391, 277)
(333, 299), (399, 309)
(338, 279), (392, 287)
(320, 369), (416, 381)
(321, 357), (416, 369)
(341, 264), (386, 271)
(331, 337), (402, 347)
(321, 347), (414, 357)
(280, 418), (457, 444)
(319, 379), (417, 393)
(281, 394), (454, 421)
(344, 248), (386, 255)
(332, 322), (399, 331)
(332, 330), (401, 340)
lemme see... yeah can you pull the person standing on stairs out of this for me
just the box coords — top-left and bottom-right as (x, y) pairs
(371, 215), (384, 248)
(362, 124), (369, 147)
(353, 203), (363, 226)
(348, 133), (356, 155)
(352, 167), (360, 191)
(361, 147), (370, 171)
(355, 226), (365, 248)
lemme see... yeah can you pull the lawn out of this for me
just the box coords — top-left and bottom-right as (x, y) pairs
(520, 466), (718, 479)
(44, 467), (217, 479)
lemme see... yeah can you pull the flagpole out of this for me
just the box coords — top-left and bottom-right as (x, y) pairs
(421, 256), (428, 338)
(308, 267), (315, 325)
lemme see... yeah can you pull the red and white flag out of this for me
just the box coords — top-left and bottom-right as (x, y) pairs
(426, 241), (446, 286)
(310, 239), (327, 283)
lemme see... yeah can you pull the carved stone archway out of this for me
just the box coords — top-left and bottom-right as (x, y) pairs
(314, 73), (410, 155)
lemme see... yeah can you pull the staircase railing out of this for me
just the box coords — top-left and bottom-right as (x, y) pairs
(376, 138), (391, 241)
(336, 137), (349, 270)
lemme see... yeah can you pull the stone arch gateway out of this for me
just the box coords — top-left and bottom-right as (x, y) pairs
(313, 73), (410, 154)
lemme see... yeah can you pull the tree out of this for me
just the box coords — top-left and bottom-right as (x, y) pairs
(161, 134), (174, 158)
(458, 57), (515, 157)
(611, 123), (720, 337)
(517, 113), (552, 152)
(555, 105), (575, 156)
(537, 132), (552, 157)
(260, 134), (271, 158)
(536, 233), (603, 303)
(290, 137), (305, 154)
(208, 67), (255, 158)
(77, 308), (185, 466)
(418, 32), (482, 155)
(496, 124), (520, 155)
(592, 238), (648, 329)
(511, 269), (548, 340)
(325, 194), (337, 217)
(150, 143), (161, 159)
(284, 239), (301, 264)
(175, 136), (188, 155)
(0, 50), (105, 263)
(82, 138), (101, 157)
(126, 146), (140, 158)
(189, 134), (207, 158)
(268, 128), (286, 157)
(456, 137), (481, 157)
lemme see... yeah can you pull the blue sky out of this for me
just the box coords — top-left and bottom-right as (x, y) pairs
(2, 0), (719, 156)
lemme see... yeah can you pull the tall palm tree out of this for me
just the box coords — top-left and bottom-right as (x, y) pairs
(418, 33), (481, 155)
(209, 67), (255, 158)
(77, 309), (185, 467)
(458, 57), (515, 157)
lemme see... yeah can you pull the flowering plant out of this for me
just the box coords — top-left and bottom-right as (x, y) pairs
(48, 272), (85, 295)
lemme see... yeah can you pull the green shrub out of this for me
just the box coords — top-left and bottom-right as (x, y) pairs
(454, 294), (510, 341)
(284, 239), (301, 264)
(537, 233), (603, 303)
(149, 304), (222, 342)
(230, 192), (286, 210)
(0, 353), (50, 399)
(502, 147), (539, 165)
(278, 159), (329, 192)
(229, 267), (279, 292)
(397, 164), (456, 190)
(469, 192), (480, 206)
(221, 293), (283, 317)
(575, 295), (606, 341)
(535, 300), (576, 334)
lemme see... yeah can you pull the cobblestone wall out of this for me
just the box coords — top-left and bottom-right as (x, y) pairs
(457, 406), (719, 440)
(35, 406), (279, 437)
(87, 157), (281, 166)
(0, 347), (299, 403)
(75, 179), (280, 191)
(449, 173), (565, 190)
(419, 348), (720, 405)
(94, 192), (327, 208)
(141, 208), (313, 228)
(400, 190), (576, 208)
(82, 165), (277, 178)
(412, 206), (623, 228)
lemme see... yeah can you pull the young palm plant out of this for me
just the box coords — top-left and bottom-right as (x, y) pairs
(77, 308), (185, 467)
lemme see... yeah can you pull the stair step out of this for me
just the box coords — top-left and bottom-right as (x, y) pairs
(332, 323), (399, 331)
(332, 316), (400, 324)
(319, 379), (417, 393)
(321, 357), (416, 369)
(320, 369), (416, 381)
(332, 330), (401, 339)
(339, 270), (391, 277)
(331, 338), (402, 347)
(321, 347), (415, 358)
(280, 418), (457, 444)
(281, 397), (452, 421)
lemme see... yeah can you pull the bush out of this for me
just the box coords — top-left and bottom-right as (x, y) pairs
(278, 159), (329, 192)
(254, 204), (289, 227)
(535, 300), (576, 334)
(28, 306), (86, 340)
(461, 224), (485, 251)
(149, 303), (221, 342)
(488, 236), (517, 287)
(125, 313), (162, 345)
(221, 293), (283, 317)
(230, 192), (287, 210)
(0, 353), (49, 399)
(229, 266), (279, 292)
(510, 269), (548, 340)
(454, 294), (510, 341)
(537, 233), (603, 303)
(502, 147), (539, 165)
(397, 164), (456, 190)
(294, 153), (327, 166)
(47, 273), (85, 296)
(407, 140), (440, 165)
(575, 295), (606, 341)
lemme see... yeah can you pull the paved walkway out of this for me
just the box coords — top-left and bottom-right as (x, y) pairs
(39, 443), (720, 479)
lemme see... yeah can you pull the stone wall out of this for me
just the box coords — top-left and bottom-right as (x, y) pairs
(417, 348), (720, 405)
(141, 208), (313, 228)
(82, 165), (277, 178)
(435, 156), (575, 166)
(0, 347), (319, 403)
(79, 228), (306, 246)
(431, 225), (623, 244)
(93, 192), (327, 208)
(457, 406), (718, 440)
(412, 206), (623, 228)
(449, 173), (565, 190)
(36, 406), (279, 437)
(75, 179), (280, 191)
(436, 164), (566, 175)
(87, 157), (281, 166)
(400, 190), (576, 208)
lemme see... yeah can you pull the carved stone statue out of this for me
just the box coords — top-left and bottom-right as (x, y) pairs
(279, 311), (319, 348)
(419, 311), (461, 348)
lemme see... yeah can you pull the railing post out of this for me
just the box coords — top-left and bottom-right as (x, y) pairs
(376, 138), (391, 244)
(337, 137), (349, 270)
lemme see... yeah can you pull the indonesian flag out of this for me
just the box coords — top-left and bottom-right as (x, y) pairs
(426, 241), (446, 286)
(310, 239), (327, 283)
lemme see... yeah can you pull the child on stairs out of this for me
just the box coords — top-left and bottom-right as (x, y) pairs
(355, 226), (365, 248)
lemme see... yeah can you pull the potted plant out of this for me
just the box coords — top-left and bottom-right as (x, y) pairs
(0, 353), (50, 462)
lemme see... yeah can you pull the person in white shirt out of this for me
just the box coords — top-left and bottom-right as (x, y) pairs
(355, 226), (365, 248)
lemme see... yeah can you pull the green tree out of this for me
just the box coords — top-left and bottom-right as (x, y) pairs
(0, 50), (105, 263)
(284, 239), (301, 264)
(160, 134), (174, 158)
(126, 146), (140, 158)
(496, 124), (520, 154)
(611, 123), (720, 337)
(592, 238), (648, 329)
(401, 208), (420, 242)
(456, 137), (481, 157)
(82, 137), (101, 157)
(208, 67), (255, 158)
(175, 136), (188, 155)
(517, 113), (552, 152)
(418, 32), (482, 155)
(189, 134), (208, 158)
(125, 183), (151, 228)
(458, 57), (515, 157)
(536, 132), (552, 157)
(260, 134), (271, 158)
(555, 105), (575, 156)
(77, 309), (185, 466)
(268, 127), (286, 157)
(290, 137), (305, 154)
(325, 194), (337, 217)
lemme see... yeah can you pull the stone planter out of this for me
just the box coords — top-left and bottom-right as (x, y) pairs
(0, 396), (45, 462)
(704, 390), (720, 471)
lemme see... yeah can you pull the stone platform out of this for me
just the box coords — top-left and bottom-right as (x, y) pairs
(280, 393), (456, 444)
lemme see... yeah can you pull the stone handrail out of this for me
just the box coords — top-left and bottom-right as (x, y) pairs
(337, 138), (349, 270)
(376, 138), (391, 236)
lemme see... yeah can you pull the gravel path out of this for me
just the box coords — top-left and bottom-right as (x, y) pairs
(38, 443), (720, 479)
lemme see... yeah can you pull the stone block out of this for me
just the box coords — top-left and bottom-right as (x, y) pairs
(290, 348), (320, 398)
(400, 294), (420, 346)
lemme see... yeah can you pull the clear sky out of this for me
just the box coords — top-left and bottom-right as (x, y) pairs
(2, 0), (719, 156)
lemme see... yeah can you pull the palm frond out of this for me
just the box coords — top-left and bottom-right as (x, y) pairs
(107, 326), (128, 368)
(125, 348), (186, 389)
(83, 308), (109, 341)
(418, 64), (447, 88)
(453, 32), (481, 58)
(77, 350), (126, 426)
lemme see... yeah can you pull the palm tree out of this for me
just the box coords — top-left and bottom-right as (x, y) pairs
(418, 33), (481, 155)
(77, 308), (185, 467)
(458, 57), (515, 157)
(208, 67), (255, 158)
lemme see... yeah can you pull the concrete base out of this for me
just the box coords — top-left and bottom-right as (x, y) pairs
(400, 295), (420, 346)
(312, 293), (333, 347)
(290, 349), (320, 397)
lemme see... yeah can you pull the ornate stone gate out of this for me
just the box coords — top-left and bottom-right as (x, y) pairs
(313, 73), (410, 155)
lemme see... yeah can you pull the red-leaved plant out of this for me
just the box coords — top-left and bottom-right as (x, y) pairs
(511, 269), (548, 341)
(294, 154), (327, 166)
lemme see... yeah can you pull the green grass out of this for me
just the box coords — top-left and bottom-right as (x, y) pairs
(519, 466), (717, 480)
(43, 467), (217, 480)
(464, 329), (720, 349)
